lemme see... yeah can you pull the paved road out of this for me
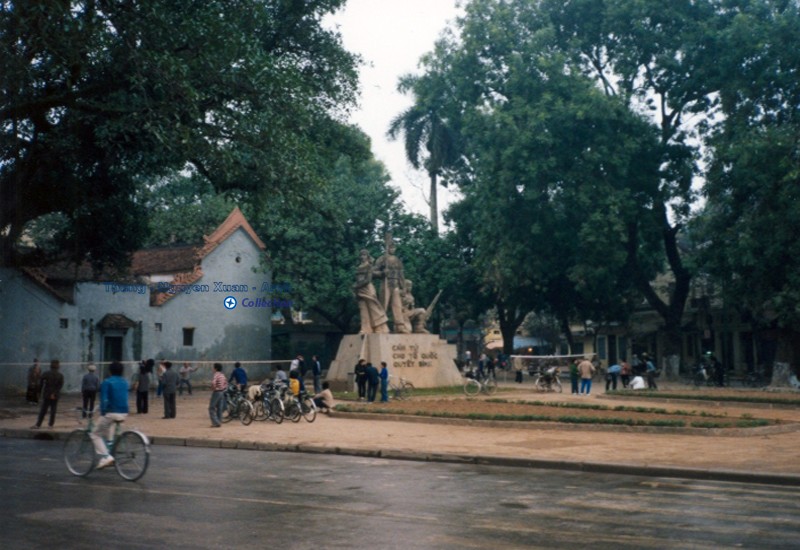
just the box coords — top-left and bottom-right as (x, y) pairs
(2, 439), (799, 549)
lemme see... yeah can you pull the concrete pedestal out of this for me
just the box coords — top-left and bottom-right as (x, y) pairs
(326, 334), (462, 390)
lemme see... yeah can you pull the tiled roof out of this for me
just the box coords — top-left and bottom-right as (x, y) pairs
(20, 207), (264, 305)
(131, 244), (200, 276)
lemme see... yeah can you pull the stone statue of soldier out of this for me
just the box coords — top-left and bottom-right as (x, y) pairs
(353, 249), (389, 334)
(373, 233), (410, 334)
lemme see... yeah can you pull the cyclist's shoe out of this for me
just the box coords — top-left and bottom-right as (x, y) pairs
(97, 455), (115, 469)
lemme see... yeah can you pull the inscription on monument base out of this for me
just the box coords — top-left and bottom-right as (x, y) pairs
(391, 343), (438, 368)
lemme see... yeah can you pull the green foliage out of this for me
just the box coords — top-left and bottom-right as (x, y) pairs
(698, 1), (800, 329)
(1, 0), (359, 269)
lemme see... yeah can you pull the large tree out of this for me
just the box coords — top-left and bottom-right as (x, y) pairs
(414, 0), (665, 355)
(387, 72), (462, 233)
(699, 0), (800, 367)
(1, 0), (358, 270)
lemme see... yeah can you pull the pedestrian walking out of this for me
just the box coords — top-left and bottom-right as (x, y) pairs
(31, 359), (64, 429)
(161, 361), (179, 418)
(81, 364), (100, 417)
(620, 359), (632, 388)
(644, 354), (658, 390)
(209, 363), (227, 428)
(606, 362), (621, 391)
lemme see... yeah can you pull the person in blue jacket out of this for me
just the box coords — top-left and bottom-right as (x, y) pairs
(229, 362), (248, 391)
(365, 362), (380, 403)
(379, 362), (390, 403)
(90, 361), (129, 469)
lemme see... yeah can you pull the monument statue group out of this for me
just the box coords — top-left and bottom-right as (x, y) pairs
(354, 233), (440, 335)
(326, 232), (461, 389)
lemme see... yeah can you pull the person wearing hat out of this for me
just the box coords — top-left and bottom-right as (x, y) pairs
(31, 359), (64, 429)
(81, 364), (101, 418)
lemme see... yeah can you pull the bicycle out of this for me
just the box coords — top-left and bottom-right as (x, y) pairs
(389, 375), (415, 400)
(533, 366), (563, 393)
(253, 382), (285, 424)
(64, 408), (150, 482)
(222, 385), (254, 425)
(463, 370), (497, 397)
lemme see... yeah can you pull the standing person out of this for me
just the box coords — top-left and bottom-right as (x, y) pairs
(578, 357), (596, 396)
(26, 358), (41, 405)
(365, 362), (380, 403)
(135, 363), (150, 414)
(89, 361), (129, 469)
(229, 361), (248, 391)
(161, 361), (179, 419)
(514, 358), (524, 383)
(606, 362), (622, 391)
(644, 354), (658, 390)
(31, 359), (64, 429)
(620, 359), (632, 388)
(311, 355), (323, 394)
(209, 363), (227, 428)
(178, 362), (198, 396)
(289, 355), (302, 376)
(156, 360), (166, 398)
(81, 364), (100, 417)
(354, 359), (367, 401)
(569, 359), (580, 395)
(379, 362), (389, 403)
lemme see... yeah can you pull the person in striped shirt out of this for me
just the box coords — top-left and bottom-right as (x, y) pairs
(209, 363), (228, 428)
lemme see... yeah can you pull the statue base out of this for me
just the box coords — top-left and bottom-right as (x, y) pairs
(326, 333), (462, 390)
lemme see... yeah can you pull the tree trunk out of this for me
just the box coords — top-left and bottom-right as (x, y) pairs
(429, 171), (439, 233)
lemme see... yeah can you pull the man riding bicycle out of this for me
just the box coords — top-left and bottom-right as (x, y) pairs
(89, 361), (129, 469)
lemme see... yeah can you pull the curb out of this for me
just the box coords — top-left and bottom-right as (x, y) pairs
(597, 394), (800, 410)
(6, 427), (800, 487)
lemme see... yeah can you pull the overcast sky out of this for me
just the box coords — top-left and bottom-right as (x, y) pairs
(326, 0), (463, 221)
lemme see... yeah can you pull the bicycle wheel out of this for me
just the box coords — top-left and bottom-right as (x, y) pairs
(253, 399), (267, 421)
(301, 397), (317, 423)
(464, 379), (480, 397)
(64, 430), (96, 477)
(484, 378), (498, 395)
(270, 398), (284, 424)
(221, 396), (235, 423)
(113, 431), (150, 482)
(553, 379), (563, 393)
(288, 402), (302, 423)
(401, 382), (414, 399)
(239, 400), (254, 426)
(534, 376), (546, 392)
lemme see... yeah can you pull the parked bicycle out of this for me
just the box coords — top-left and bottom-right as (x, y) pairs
(253, 382), (285, 424)
(64, 408), (150, 481)
(533, 366), (563, 393)
(222, 385), (254, 425)
(389, 375), (415, 400)
(463, 370), (497, 397)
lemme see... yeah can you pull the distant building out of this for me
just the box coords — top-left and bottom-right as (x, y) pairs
(0, 208), (273, 391)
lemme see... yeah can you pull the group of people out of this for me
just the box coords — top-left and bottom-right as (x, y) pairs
(567, 353), (660, 395)
(353, 359), (390, 403)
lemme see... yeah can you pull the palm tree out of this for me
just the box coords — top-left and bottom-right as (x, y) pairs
(387, 75), (460, 233)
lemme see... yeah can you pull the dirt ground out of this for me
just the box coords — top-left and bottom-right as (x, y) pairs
(340, 397), (778, 426)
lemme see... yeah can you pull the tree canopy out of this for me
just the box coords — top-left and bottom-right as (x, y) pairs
(1, 0), (359, 270)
